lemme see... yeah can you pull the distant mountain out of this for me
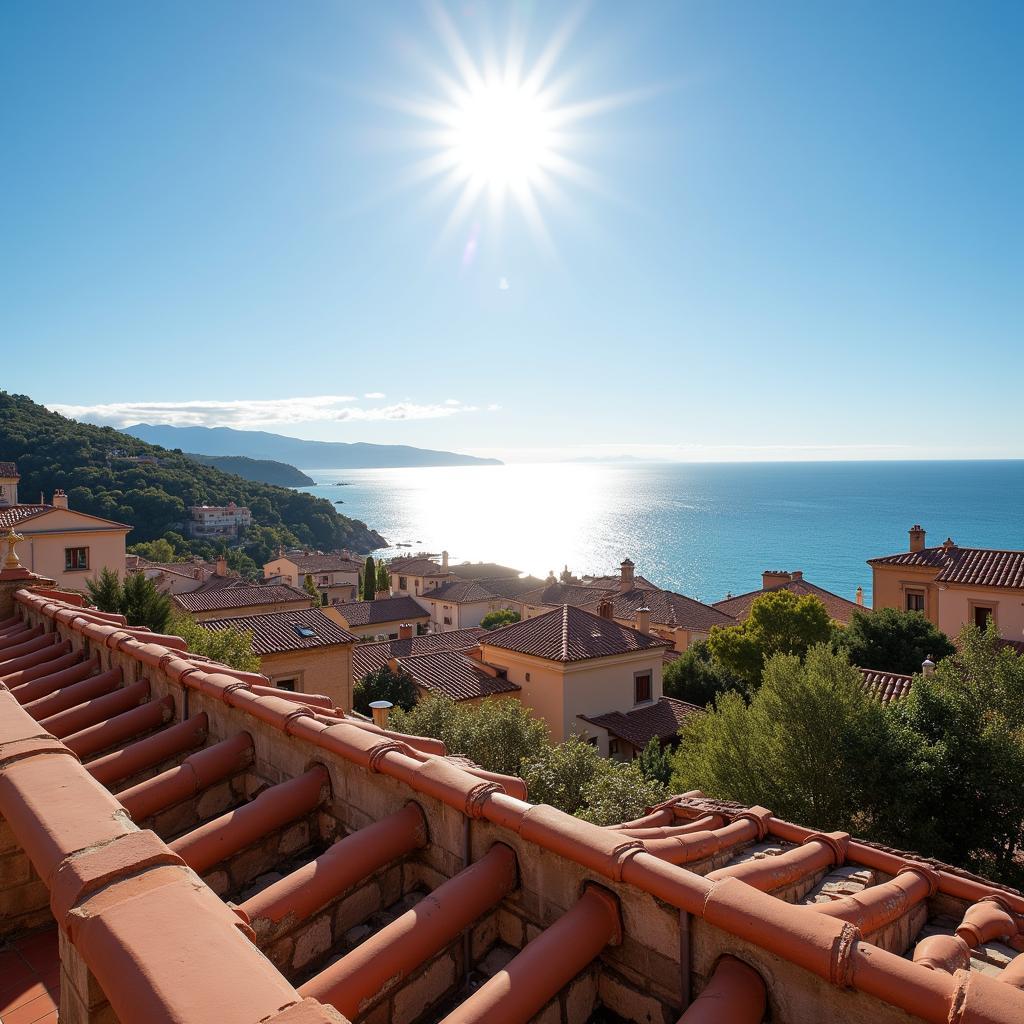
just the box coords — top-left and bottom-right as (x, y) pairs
(184, 453), (315, 487)
(123, 424), (503, 469)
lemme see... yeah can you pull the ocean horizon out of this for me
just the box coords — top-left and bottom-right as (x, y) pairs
(297, 459), (1024, 607)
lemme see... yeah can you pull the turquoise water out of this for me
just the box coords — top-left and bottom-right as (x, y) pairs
(298, 461), (1024, 606)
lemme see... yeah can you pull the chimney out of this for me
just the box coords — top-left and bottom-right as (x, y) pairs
(597, 598), (614, 620)
(922, 655), (936, 676)
(398, 622), (413, 640)
(193, 567), (203, 580)
(855, 585), (864, 606)
(216, 555), (227, 577)
(441, 550), (449, 571)
(635, 605), (651, 635)
(762, 570), (790, 590)
(51, 489), (69, 510)
(790, 570), (803, 581)
(619, 558), (635, 593)
(909, 525), (926, 553)
(369, 700), (393, 729)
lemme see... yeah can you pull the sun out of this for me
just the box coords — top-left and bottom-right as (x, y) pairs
(382, 4), (640, 252)
(446, 79), (554, 192)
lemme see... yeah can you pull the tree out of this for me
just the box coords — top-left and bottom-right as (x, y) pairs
(836, 607), (955, 675)
(671, 645), (905, 835)
(480, 609), (521, 630)
(391, 693), (548, 777)
(362, 556), (376, 601)
(86, 569), (173, 633)
(375, 560), (390, 595)
(128, 538), (177, 562)
(663, 640), (741, 706)
(577, 761), (668, 826)
(303, 573), (321, 603)
(168, 614), (261, 672)
(888, 624), (1024, 886)
(707, 590), (833, 688)
(353, 664), (417, 715)
(636, 737), (673, 786)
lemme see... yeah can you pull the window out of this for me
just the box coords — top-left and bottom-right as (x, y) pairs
(293, 626), (316, 639)
(275, 679), (296, 692)
(525, 672), (531, 682)
(398, 576), (408, 591)
(974, 605), (994, 629)
(321, 593), (328, 606)
(65, 547), (89, 571)
(634, 672), (652, 704)
(443, 615), (453, 626)
(609, 739), (620, 756)
(905, 590), (925, 613)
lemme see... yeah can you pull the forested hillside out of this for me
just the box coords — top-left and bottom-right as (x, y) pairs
(0, 393), (385, 561)
(184, 453), (315, 487)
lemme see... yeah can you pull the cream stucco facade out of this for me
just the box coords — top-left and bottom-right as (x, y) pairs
(259, 643), (353, 712)
(263, 556), (359, 606)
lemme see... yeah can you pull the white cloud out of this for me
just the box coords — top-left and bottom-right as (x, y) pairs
(444, 398), (461, 406)
(48, 395), (490, 429)
(363, 392), (386, 399)
(498, 276), (510, 290)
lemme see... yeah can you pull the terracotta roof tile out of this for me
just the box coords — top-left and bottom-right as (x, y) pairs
(398, 650), (521, 701)
(386, 556), (451, 577)
(448, 561), (524, 580)
(174, 584), (311, 614)
(334, 595), (429, 627)
(0, 505), (50, 527)
(197, 607), (355, 654)
(482, 604), (670, 663)
(581, 573), (661, 591)
(421, 576), (544, 603)
(516, 582), (617, 607)
(352, 628), (486, 680)
(859, 667), (914, 704)
(0, 461), (19, 477)
(713, 577), (864, 625)
(282, 552), (363, 573)
(578, 696), (702, 749)
(586, 588), (736, 632)
(870, 545), (1024, 590)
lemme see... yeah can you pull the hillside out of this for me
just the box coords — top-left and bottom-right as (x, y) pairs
(185, 453), (315, 487)
(0, 393), (386, 557)
(123, 423), (503, 468)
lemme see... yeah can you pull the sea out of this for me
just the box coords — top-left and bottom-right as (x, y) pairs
(296, 461), (1024, 606)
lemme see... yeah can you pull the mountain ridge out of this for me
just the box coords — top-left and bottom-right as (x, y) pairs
(123, 424), (502, 469)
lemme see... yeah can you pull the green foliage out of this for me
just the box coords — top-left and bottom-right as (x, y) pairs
(521, 735), (667, 825)
(835, 607), (955, 675)
(663, 640), (741, 706)
(636, 737), (673, 786)
(183, 453), (315, 487)
(128, 538), (178, 562)
(362, 556), (376, 601)
(303, 573), (320, 602)
(0, 391), (384, 561)
(168, 614), (261, 672)
(671, 645), (902, 835)
(888, 624), (1024, 886)
(375, 560), (391, 594)
(86, 568), (173, 633)
(391, 693), (549, 777)
(353, 664), (418, 715)
(480, 609), (521, 631)
(707, 590), (833, 687)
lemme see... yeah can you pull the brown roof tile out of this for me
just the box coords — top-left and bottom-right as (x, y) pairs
(870, 545), (1024, 590)
(197, 607), (355, 654)
(0, 504), (49, 527)
(352, 628), (487, 681)
(586, 588), (736, 632)
(398, 650), (521, 702)
(516, 582), (617, 608)
(334, 595), (430, 627)
(0, 461), (19, 477)
(578, 697), (702, 749)
(448, 561), (524, 580)
(482, 604), (670, 663)
(283, 552), (363, 573)
(386, 556), (451, 577)
(859, 667), (914, 705)
(713, 576), (864, 625)
(174, 584), (311, 614)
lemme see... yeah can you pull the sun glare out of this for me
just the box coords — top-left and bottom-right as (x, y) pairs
(382, 4), (642, 252)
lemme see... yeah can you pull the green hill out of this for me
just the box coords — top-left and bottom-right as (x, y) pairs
(0, 393), (386, 560)
(184, 453), (315, 487)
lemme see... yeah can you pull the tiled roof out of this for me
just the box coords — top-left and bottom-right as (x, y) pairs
(197, 607), (356, 654)
(0, 504), (49, 527)
(282, 552), (363, 573)
(398, 650), (521, 702)
(0, 461), (19, 477)
(578, 696), (702, 749)
(477, 575), (547, 599)
(386, 556), (450, 577)
(581, 573), (661, 591)
(352, 628), (487, 681)
(482, 604), (670, 663)
(448, 561), (524, 580)
(586, 588), (736, 632)
(713, 577), (864, 625)
(870, 545), (1024, 590)
(420, 578), (536, 604)
(174, 584), (311, 614)
(859, 667), (914, 705)
(334, 595), (429, 627)
(516, 581), (617, 608)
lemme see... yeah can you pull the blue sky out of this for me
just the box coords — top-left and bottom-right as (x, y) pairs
(2, 1), (1021, 462)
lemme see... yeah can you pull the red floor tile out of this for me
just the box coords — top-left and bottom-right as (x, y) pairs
(0, 990), (57, 1024)
(0, 927), (60, 1024)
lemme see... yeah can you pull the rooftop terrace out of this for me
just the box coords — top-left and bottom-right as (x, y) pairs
(0, 579), (1023, 1024)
